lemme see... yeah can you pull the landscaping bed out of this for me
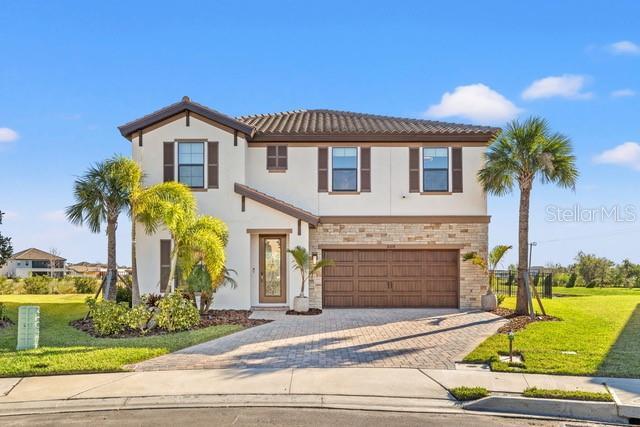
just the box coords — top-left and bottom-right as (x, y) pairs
(492, 307), (559, 333)
(72, 309), (271, 338)
(286, 308), (322, 316)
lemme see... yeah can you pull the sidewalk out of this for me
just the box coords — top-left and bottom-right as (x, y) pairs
(0, 367), (639, 420)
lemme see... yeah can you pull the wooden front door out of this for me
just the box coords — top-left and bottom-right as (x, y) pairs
(322, 249), (459, 308)
(259, 235), (287, 303)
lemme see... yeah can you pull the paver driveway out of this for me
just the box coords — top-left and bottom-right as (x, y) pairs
(129, 309), (506, 371)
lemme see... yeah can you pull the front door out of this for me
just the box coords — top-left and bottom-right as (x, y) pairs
(259, 235), (287, 303)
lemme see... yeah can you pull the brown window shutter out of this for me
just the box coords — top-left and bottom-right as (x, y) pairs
(278, 145), (288, 169)
(163, 142), (174, 182)
(160, 239), (171, 293)
(266, 146), (277, 169)
(452, 147), (463, 193)
(360, 147), (371, 192)
(207, 141), (219, 189)
(409, 147), (420, 192)
(318, 147), (328, 192)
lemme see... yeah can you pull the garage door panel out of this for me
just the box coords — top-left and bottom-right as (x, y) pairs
(358, 265), (388, 277)
(323, 280), (354, 293)
(358, 280), (388, 292)
(323, 249), (459, 308)
(324, 265), (354, 277)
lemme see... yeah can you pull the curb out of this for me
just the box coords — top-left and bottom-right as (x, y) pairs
(0, 394), (460, 417)
(463, 395), (628, 424)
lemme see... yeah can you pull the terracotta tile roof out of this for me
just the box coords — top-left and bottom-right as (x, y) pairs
(234, 183), (319, 226)
(11, 248), (66, 261)
(237, 109), (500, 142)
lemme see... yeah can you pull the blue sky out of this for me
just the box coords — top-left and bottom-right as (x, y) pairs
(1, 1), (640, 267)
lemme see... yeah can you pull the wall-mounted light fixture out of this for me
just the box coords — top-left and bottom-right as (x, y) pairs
(311, 252), (318, 266)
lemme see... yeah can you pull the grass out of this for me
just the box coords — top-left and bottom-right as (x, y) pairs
(465, 286), (640, 377)
(449, 386), (489, 401)
(0, 294), (243, 377)
(523, 387), (613, 402)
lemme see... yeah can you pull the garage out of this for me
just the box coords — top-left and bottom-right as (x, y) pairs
(322, 249), (459, 308)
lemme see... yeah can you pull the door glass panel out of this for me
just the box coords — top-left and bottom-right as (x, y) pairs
(264, 238), (282, 296)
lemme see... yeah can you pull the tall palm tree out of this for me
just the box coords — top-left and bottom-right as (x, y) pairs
(478, 117), (578, 315)
(67, 157), (133, 300)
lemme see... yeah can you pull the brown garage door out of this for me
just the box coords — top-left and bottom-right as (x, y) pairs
(322, 249), (459, 308)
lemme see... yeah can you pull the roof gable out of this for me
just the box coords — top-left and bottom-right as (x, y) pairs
(11, 248), (66, 261)
(118, 96), (255, 139)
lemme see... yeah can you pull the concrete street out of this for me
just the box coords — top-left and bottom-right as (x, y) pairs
(0, 407), (577, 427)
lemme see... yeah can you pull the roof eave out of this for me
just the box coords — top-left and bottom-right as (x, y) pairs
(249, 132), (498, 143)
(234, 183), (320, 226)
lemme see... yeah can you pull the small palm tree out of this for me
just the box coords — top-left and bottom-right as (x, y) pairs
(463, 245), (512, 293)
(67, 157), (134, 300)
(185, 264), (237, 313)
(287, 246), (334, 298)
(478, 117), (578, 315)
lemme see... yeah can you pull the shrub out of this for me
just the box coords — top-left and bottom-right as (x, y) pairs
(450, 386), (489, 401)
(23, 276), (52, 294)
(0, 302), (6, 320)
(496, 294), (506, 306)
(124, 304), (154, 335)
(156, 293), (200, 332)
(116, 285), (132, 307)
(0, 278), (13, 295)
(87, 299), (129, 336)
(52, 279), (75, 294)
(143, 293), (162, 308)
(73, 277), (97, 294)
(565, 272), (577, 288)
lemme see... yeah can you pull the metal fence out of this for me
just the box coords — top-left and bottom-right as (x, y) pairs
(492, 270), (553, 299)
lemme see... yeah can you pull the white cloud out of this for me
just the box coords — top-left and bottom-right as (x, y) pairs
(611, 89), (636, 98)
(0, 127), (19, 143)
(425, 83), (521, 124)
(594, 142), (640, 171)
(41, 210), (67, 222)
(522, 74), (592, 100)
(608, 40), (640, 55)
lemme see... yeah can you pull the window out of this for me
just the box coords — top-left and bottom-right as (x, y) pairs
(178, 142), (204, 188)
(423, 148), (449, 192)
(332, 147), (358, 191)
(267, 146), (287, 171)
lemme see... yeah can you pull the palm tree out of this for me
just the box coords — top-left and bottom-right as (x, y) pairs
(478, 117), (578, 315)
(463, 244), (512, 293)
(177, 215), (229, 287)
(287, 246), (334, 298)
(134, 181), (196, 292)
(67, 157), (134, 300)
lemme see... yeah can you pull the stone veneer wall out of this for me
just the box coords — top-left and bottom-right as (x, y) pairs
(308, 222), (488, 310)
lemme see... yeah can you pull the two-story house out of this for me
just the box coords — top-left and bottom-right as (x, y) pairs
(119, 97), (497, 310)
(0, 248), (67, 278)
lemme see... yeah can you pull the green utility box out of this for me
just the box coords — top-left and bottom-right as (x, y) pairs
(17, 306), (40, 350)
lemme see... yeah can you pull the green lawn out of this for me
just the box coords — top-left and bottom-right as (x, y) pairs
(0, 295), (243, 377)
(465, 287), (640, 378)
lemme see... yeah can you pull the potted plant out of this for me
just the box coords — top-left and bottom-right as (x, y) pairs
(463, 245), (512, 311)
(287, 246), (333, 313)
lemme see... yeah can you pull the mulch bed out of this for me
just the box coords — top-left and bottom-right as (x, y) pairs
(493, 307), (560, 333)
(0, 318), (13, 329)
(71, 309), (272, 338)
(286, 308), (323, 316)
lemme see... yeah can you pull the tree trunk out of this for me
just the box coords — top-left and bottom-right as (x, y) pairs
(515, 185), (531, 315)
(105, 216), (118, 301)
(167, 241), (179, 293)
(131, 218), (140, 306)
(299, 270), (306, 297)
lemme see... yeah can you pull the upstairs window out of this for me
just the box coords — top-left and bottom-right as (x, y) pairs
(332, 147), (358, 191)
(178, 142), (204, 188)
(423, 148), (449, 192)
(267, 145), (288, 171)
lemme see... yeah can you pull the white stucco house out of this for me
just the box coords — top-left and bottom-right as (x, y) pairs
(0, 248), (67, 278)
(118, 97), (497, 310)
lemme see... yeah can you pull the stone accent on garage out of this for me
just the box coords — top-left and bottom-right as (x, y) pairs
(308, 222), (488, 309)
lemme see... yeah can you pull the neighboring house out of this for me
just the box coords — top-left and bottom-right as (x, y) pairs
(67, 262), (131, 278)
(0, 248), (66, 278)
(118, 97), (498, 310)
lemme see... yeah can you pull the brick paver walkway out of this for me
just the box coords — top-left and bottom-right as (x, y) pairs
(129, 309), (505, 371)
